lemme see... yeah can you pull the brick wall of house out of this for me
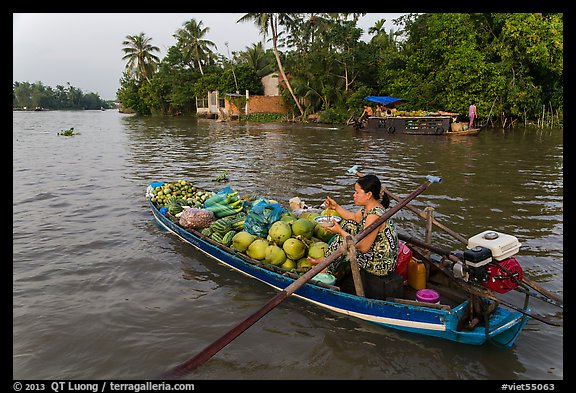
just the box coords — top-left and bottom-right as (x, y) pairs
(248, 95), (288, 114)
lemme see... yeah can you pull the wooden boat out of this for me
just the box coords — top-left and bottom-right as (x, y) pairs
(146, 181), (544, 348)
(352, 96), (481, 136)
(445, 127), (481, 136)
(354, 115), (453, 135)
(354, 118), (481, 136)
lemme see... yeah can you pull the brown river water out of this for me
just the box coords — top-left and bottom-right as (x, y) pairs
(13, 110), (563, 381)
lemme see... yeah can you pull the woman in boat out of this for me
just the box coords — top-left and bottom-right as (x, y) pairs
(310, 174), (399, 299)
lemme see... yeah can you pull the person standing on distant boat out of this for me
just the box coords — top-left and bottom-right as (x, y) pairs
(469, 100), (477, 128)
(359, 105), (373, 122)
(309, 174), (399, 299)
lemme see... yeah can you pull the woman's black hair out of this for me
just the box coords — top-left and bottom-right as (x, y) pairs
(356, 174), (390, 208)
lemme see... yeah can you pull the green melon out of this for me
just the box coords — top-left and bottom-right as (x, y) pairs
(280, 259), (297, 270)
(296, 257), (313, 273)
(283, 237), (307, 260)
(264, 244), (287, 266)
(246, 238), (269, 260)
(308, 241), (329, 259)
(291, 218), (315, 239)
(232, 231), (255, 252)
(314, 224), (335, 243)
(268, 220), (292, 246)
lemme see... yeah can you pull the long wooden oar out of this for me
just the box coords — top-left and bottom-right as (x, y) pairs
(348, 166), (563, 307)
(158, 175), (442, 379)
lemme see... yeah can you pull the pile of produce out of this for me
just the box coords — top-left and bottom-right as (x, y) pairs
(393, 110), (431, 117)
(150, 180), (215, 212)
(230, 213), (331, 274)
(149, 180), (338, 276)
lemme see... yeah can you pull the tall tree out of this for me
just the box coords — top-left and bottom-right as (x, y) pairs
(121, 32), (160, 84)
(173, 18), (217, 75)
(235, 42), (276, 77)
(238, 13), (304, 116)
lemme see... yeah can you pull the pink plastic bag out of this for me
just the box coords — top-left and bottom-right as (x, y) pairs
(394, 240), (412, 280)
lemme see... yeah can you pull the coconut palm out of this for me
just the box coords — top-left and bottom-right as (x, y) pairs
(238, 13), (304, 116)
(121, 32), (160, 84)
(368, 18), (387, 36)
(236, 42), (275, 77)
(173, 18), (217, 75)
(368, 19), (398, 53)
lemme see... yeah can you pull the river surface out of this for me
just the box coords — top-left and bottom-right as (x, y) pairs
(13, 110), (563, 380)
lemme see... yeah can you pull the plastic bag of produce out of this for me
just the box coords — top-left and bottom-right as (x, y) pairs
(179, 208), (215, 229)
(244, 199), (287, 238)
(204, 186), (244, 218)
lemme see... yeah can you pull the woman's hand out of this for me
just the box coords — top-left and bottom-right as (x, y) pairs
(324, 196), (338, 210)
(307, 256), (328, 273)
(323, 219), (344, 236)
(307, 256), (323, 265)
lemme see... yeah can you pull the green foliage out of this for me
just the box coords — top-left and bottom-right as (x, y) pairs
(192, 73), (222, 96)
(318, 108), (348, 124)
(220, 65), (263, 94)
(13, 81), (112, 110)
(240, 113), (286, 122)
(373, 13), (562, 126)
(116, 73), (149, 115)
(57, 127), (79, 136)
(114, 12), (562, 127)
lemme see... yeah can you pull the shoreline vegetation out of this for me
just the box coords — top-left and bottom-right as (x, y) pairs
(14, 13), (562, 129)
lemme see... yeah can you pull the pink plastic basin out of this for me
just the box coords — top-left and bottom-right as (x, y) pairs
(416, 289), (440, 303)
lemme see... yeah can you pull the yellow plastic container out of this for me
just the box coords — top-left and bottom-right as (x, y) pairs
(407, 257), (427, 290)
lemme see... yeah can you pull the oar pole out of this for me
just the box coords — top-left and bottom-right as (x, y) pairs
(158, 248), (345, 379)
(159, 175), (441, 379)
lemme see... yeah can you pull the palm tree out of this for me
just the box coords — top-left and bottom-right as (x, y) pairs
(368, 19), (398, 53)
(368, 18), (387, 36)
(238, 13), (304, 116)
(236, 42), (275, 77)
(173, 18), (217, 75)
(341, 13), (366, 23)
(121, 32), (160, 84)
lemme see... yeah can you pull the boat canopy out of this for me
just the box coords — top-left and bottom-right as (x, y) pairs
(364, 96), (409, 106)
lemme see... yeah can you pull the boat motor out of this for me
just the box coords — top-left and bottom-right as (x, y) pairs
(463, 246), (492, 283)
(465, 230), (524, 294)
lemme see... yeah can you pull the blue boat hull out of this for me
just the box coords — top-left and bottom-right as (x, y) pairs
(149, 196), (528, 347)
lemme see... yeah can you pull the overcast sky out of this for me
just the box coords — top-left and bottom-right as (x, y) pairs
(13, 13), (407, 100)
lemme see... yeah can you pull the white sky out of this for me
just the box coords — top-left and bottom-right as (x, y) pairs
(13, 13), (407, 100)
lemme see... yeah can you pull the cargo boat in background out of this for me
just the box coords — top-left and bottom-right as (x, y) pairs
(351, 96), (481, 135)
